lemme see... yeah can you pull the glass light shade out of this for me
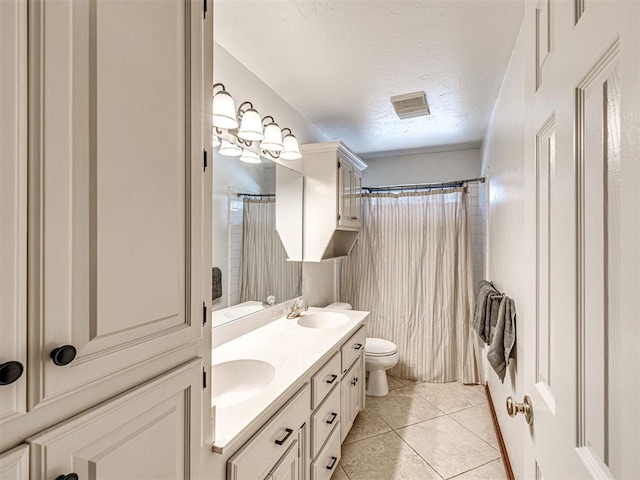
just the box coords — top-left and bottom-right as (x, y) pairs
(280, 134), (302, 160)
(211, 133), (221, 148)
(212, 91), (239, 129)
(260, 123), (284, 152)
(239, 149), (261, 164)
(219, 139), (242, 157)
(237, 109), (264, 141)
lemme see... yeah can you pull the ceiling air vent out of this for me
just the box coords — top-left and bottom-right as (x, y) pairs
(390, 91), (430, 119)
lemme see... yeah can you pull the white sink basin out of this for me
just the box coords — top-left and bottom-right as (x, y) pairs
(212, 359), (276, 407)
(223, 305), (263, 320)
(297, 312), (350, 329)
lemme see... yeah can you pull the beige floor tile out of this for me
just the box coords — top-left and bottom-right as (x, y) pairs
(452, 459), (507, 480)
(412, 381), (487, 414)
(386, 374), (405, 391)
(344, 408), (392, 445)
(450, 404), (499, 449)
(331, 463), (350, 480)
(367, 386), (444, 429)
(396, 416), (500, 479)
(341, 431), (442, 480)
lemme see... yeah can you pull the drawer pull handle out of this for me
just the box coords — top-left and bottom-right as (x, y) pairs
(354, 343), (363, 350)
(274, 428), (293, 446)
(326, 374), (338, 384)
(326, 456), (338, 471)
(326, 412), (338, 425)
(56, 474), (79, 480)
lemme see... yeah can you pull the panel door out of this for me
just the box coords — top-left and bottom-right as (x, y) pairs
(353, 170), (363, 228)
(27, 0), (204, 406)
(340, 360), (361, 442)
(28, 359), (202, 480)
(338, 159), (353, 227)
(0, 0), (27, 424)
(523, 1), (640, 478)
(268, 439), (300, 480)
(0, 444), (29, 480)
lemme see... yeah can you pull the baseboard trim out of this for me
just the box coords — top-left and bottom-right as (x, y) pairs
(485, 384), (516, 480)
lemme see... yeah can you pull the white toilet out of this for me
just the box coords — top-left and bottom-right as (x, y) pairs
(326, 302), (399, 397)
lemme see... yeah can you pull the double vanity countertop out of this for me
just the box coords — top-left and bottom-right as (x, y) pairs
(211, 306), (369, 454)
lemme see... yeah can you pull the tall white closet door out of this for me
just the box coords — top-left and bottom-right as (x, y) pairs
(0, 0), (27, 424)
(28, 359), (202, 480)
(28, 0), (204, 407)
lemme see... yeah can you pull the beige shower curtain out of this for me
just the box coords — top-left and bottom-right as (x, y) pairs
(341, 188), (482, 384)
(239, 198), (302, 303)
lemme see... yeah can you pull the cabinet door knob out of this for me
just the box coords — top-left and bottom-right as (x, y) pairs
(326, 456), (338, 471)
(50, 345), (77, 366)
(0, 361), (24, 386)
(274, 428), (293, 446)
(55, 474), (79, 480)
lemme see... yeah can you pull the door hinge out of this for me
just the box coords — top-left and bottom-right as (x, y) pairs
(337, 160), (341, 168)
(203, 150), (208, 171)
(202, 368), (207, 389)
(202, 302), (207, 325)
(203, 0), (208, 18)
(337, 213), (341, 221)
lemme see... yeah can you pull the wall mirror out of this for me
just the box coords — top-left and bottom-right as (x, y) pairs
(212, 153), (303, 328)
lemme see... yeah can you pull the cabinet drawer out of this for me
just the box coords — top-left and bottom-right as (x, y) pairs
(311, 384), (340, 458)
(228, 383), (311, 480)
(311, 423), (341, 480)
(312, 352), (341, 409)
(341, 326), (366, 373)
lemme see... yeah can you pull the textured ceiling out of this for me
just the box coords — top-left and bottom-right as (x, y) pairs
(215, 0), (524, 155)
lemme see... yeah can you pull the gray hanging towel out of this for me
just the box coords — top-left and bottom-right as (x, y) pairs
(487, 296), (517, 383)
(473, 280), (500, 343)
(212, 267), (222, 301)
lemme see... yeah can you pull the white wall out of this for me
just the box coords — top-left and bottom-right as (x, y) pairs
(362, 145), (482, 187)
(213, 44), (331, 308)
(480, 16), (528, 480)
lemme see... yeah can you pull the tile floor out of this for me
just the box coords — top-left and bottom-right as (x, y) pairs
(332, 375), (506, 480)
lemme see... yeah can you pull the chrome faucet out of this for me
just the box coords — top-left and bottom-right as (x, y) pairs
(286, 298), (308, 319)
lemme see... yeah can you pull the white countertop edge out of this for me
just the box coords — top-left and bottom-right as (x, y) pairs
(211, 307), (369, 454)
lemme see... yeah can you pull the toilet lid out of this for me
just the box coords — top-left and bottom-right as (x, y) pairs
(365, 338), (397, 356)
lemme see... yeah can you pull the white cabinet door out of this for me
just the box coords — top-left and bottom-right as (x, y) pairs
(27, 0), (204, 407)
(0, 444), (29, 480)
(338, 159), (353, 228)
(28, 359), (202, 480)
(0, 0), (27, 425)
(269, 439), (300, 480)
(340, 359), (362, 442)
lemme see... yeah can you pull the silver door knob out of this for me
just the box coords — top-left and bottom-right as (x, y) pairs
(506, 395), (533, 425)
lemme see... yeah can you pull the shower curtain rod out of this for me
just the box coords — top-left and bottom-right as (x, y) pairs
(236, 193), (275, 198)
(363, 177), (485, 192)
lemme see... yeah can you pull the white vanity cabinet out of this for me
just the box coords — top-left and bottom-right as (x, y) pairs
(221, 321), (367, 480)
(301, 141), (368, 261)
